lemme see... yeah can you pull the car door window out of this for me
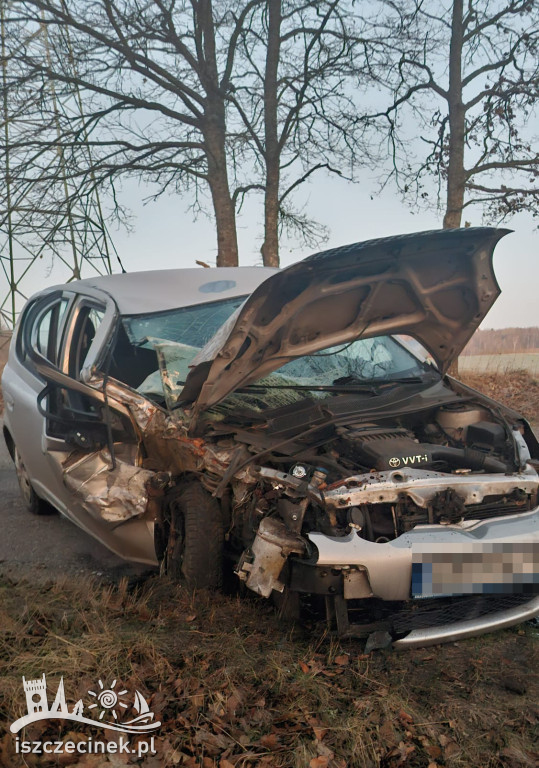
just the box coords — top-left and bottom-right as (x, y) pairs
(21, 295), (70, 367)
(44, 301), (117, 442)
(35, 309), (52, 358)
(68, 305), (106, 379)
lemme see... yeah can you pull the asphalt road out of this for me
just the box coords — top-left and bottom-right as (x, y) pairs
(0, 424), (154, 582)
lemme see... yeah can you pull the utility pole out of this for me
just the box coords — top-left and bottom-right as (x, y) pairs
(0, 1), (120, 329)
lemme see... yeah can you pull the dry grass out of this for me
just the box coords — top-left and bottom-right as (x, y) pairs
(459, 369), (539, 424)
(0, 575), (537, 768)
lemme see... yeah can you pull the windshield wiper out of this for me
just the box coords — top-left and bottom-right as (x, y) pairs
(332, 375), (425, 388)
(377, 376), (425, 385)
(235, 382), (379, 394)
(171, 375), (427, 410)
(169, 381), (377, 409)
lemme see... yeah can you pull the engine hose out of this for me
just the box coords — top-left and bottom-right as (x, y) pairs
(429, 445), (509, 473)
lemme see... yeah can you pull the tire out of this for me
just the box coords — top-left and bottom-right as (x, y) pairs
(166, 483), (224, 590)
(14, 446), (53, 515)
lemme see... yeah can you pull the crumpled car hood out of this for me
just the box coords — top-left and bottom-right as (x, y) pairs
(182, 227), (509, 416)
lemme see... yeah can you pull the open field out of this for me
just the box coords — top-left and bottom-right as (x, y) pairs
(459, 354), (539, 377)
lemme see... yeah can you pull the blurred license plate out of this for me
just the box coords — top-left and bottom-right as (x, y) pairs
(411, 543), (539, 598)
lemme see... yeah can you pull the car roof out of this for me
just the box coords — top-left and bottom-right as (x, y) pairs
(65, 267), (279, 314)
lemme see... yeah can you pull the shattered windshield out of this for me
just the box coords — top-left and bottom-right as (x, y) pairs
(123, 297), (245, 349)
(210, 335), (433, 414)
(119, 299), (432, 412)
(211, 336), (432, 412)
(269, 336), (427, 385)
(121, 297), (245, 406)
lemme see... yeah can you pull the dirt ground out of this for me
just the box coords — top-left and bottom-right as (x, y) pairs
(0, 577), (537, 768)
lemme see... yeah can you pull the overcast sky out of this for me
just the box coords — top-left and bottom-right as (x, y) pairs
(108, 171), (537, 331)
(11, 169), (538, 330)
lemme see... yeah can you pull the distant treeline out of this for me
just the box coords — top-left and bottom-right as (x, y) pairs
(463, 327), (539, 355)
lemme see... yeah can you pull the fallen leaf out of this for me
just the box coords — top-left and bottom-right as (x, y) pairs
(299, 659), (324, 675)
(148, 690), (167, 715)
(309, 758), (329, 768)
(316, 742), (334, 759)
(137, 606), (151, 621)
(443, 740), (461, 759)
(399, 709), (414, 725)
(162, 739), (184, 766)
(307, 718), (329, 741)
(334, 654), (349, 666)
(140, 757), (164, 768)
(225, 688), (245, 718)
(379, 720), (398, 747)
(313, 726), (329, 741)
(260, 733), (280, 750)
(498, 746), (537, 767)
(177, 758), (198, 768)
(0, 734), (16, 768)
(192, 692), (205, 708)
(193, 727), (232, 755)
(106, 755), (130, 767)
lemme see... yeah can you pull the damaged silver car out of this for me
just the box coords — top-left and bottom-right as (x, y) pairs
(3, 228), (538, 647)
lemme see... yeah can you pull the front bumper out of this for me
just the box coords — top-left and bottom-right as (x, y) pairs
(307, 507), (538, 645)
(392, 593), (539, 648)
(308, 509), (539, 601)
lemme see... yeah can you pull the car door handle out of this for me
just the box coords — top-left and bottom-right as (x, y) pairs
(4, 393), (14, 412)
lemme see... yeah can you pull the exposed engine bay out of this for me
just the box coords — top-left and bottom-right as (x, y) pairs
(111, 374), (536, 607)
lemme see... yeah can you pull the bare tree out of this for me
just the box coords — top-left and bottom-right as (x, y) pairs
(2, 0), (263, 266)
(2, 0), (385, 271)
(233, 1), (380, 266)
(373, 0), (539, 228)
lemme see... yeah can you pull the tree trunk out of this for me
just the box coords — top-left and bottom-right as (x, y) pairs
(206, 124), (239, 267)
(444, 0), (467, 376)
(198, 0), (238, 267)
(443, 0), (466, 231)
(260, 0), (281, 268)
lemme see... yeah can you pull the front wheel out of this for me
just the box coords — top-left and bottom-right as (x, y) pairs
(165, 483), (224, 589)
(14, 446), (52, 515)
